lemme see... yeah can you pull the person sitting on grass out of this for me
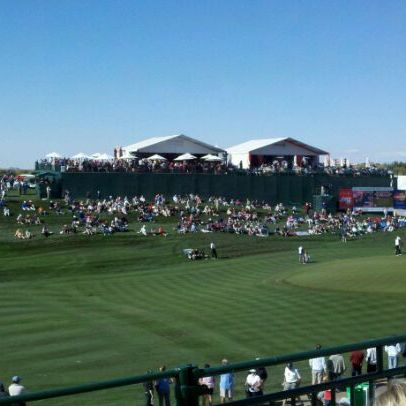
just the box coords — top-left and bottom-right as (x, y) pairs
(15, 229), (25, 239)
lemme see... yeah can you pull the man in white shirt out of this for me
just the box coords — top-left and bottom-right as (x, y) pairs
(282, 363), (301, 406)
(309, 345), (326, 384)
(385, 343), (401, 369)
(366, 347), (377, 373)
(8, 375), (25, 401)
(395, 236), (402, 256)
(298, 246), (304, 263)
(245, 369), (262, 397)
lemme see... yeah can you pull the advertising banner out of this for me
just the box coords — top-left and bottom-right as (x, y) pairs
(393, 190), (406, 210)
(338, 188), (353, 210)
(352, 187), (393, 212)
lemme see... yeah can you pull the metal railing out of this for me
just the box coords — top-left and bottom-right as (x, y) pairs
(1, 334), (406, 405)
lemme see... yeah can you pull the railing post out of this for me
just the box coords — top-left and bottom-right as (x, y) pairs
(377, 345), (384, 372)
(175, 364), (200, 406)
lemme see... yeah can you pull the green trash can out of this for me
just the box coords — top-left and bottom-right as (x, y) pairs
(346, 383), (370, 405)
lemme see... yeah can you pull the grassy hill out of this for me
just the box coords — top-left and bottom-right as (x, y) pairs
(0, 190), (405, 404)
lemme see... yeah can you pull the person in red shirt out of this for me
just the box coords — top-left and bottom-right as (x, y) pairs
(350, 350), (365, 376)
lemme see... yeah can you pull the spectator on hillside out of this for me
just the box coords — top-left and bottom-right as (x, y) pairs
(395, 236), (402, 256)
(350, 350), (364, 376)
(309, 344), (326, 384)
(219, 359), (233, 403)
(210, 242), (218, 259)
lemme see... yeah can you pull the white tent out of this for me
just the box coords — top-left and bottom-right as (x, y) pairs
(174, 153), (197, 161)
(71, 152), (90, 160)
(202, 154), (223, 162)
(90, 152), (102, 159)
(45, 152), (62, 159)
(123, 134), (226, 156)
(147, 154), (167, 161)
(227, 138), (329, 169)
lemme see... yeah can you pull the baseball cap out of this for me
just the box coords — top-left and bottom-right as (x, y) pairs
(12, 376), (21, 383)
(249, 369), (256, 373)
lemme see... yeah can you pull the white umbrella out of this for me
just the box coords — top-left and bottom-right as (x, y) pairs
(174, 153), (197, 161)
(45, 152), (62, 159)
(147, 154), (167, 161)
(203, 154), (223, 162)
(71, 152), (90, 160)
(94, 153), (114, 161)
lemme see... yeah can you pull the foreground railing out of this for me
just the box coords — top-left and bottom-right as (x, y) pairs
(1, 334), (406, 405)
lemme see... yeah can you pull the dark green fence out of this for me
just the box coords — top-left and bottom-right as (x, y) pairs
(60, 172), (392, 204)
(1, 334), (405, 405)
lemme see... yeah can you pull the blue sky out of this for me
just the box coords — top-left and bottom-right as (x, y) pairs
(1, 0), (405, 168)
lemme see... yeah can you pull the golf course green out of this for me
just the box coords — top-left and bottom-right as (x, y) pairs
(0, 191), (405, 404)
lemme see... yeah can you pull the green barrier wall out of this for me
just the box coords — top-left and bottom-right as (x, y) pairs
(61, 173), (393, 204)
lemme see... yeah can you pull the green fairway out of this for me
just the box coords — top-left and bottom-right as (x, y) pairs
(0, 191), (405, 404)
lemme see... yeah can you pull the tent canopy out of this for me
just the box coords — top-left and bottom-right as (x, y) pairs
(227, 137), (329, 169)
(123, 134), (225, 155)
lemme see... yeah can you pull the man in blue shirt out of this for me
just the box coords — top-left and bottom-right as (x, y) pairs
(219, 359), (234, 403)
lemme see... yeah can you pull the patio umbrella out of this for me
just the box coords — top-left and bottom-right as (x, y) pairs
(95, 153), (114, 161)
(71, 152), (90, 160)
(202, 154), (223, 162)
(45, 152), (62, 159)
(147, 154), (167, 161)
(174, 153), (197, 161)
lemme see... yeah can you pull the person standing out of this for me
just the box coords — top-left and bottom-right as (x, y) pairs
(385, 343), (401, 369)
(210, 242), (218, 259)
(309, 345), (326, 384)
(245, 369), (262, 397)
(219, 359), (233, 403)
(282, 363), (301, 406)
(298, 246), (304, 264)
(328, 353), (346, 380)
(350, 350), (364, 376)
(199, 364), (215, 406)
(143, 371), (154, 406)
(155, 366), (171, 406)
(366, 347), (377, 373)
(395, 236), (402, 256)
